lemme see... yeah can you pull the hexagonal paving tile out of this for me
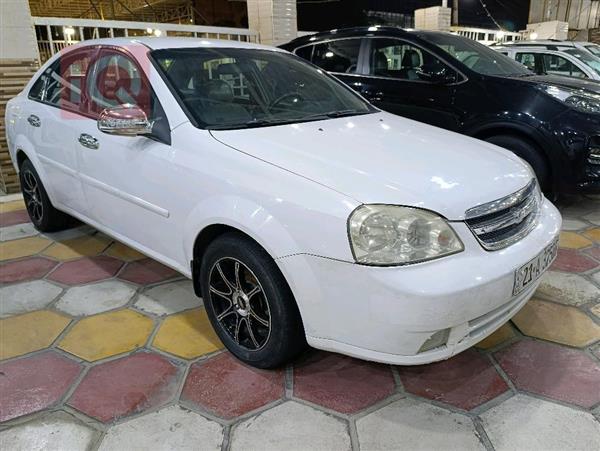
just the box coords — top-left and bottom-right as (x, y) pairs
(42, 234), (112, 260)
(535, 271), (599, 306)
(0, 236), (52, 261)
(495, 340), (600, 408)
(48, 256), (123, 285)
(0, 222), (38, 242)
(558, 231), (593, 249)
(560, 218), (589, 231)
(475, 323), (516, 350)
(0, 411), (100, 450)
(0, 199), (25, 213)
(0, 351), (81, 422)
(231, 401), (351, 451)
(356, 398), (483, 451)
(41, 225), (96, 242)
(135, 280), (202, 316)
(181, 353), (284, 419)
(55, 280), (137, 316)
(481, 395), (600, 451)
(98, 405), (223, 451)
(587, 246), (600, 261)
(583, 227), (600, 243)
(397, 349), (508, 411)
(59, 309), (154, 361)
(550, 248), (598, 273)
(512, 298), (600, 347)
(0, 210), (30, 227)
(0, 280), (62, 318)
(0, 256), (57, 283)
(0, 310), (71, 360)
(118, 258), (178, 285)
(104, 241), (146, 262)
(152, 308), (222, 359)
(68, 352), (181, 423)
(592, 303), (600, 319)
(293, 352), (395, 414)
(584, 210), (600, 225)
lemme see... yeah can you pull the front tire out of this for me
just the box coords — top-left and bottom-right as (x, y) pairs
(485, 135), (551, 192)
(200, 233), (306, 368)
(19, 159), (70, 232)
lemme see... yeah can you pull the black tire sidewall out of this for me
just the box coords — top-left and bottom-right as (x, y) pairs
(485, 135), (551, 191)
(20, 159), (52, 230)
(200, 233), (305, 368)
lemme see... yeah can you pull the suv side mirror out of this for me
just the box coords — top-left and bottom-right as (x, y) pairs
(416, 66), (457, 84)
(98, 105), (153, 136)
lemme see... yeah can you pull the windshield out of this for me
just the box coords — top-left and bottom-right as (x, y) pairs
(563, 48), (600, 76)
(584, 44), (600, 58)
(420, 32), (532, 76)
(151, 47), (374, 130)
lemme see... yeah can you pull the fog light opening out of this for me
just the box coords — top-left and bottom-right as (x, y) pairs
(418, 329), (450, 353)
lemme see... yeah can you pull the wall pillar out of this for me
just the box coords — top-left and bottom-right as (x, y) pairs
(247, 0), (297, 46)
(0, 0), (40, 193)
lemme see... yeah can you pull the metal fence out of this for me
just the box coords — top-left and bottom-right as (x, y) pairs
(33, 17), (260, 63)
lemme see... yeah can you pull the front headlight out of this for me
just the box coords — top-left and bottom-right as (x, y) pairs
(538, 84), (600, 114)
(348, 205), (464, 266)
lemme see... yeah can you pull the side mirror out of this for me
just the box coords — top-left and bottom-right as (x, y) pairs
(416, 67), (457, 84)
(98, 104), (153, 136)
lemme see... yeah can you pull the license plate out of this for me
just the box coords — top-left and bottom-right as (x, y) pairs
(513, 238), (559, 296)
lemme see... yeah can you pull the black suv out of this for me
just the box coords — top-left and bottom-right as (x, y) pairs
(281, 27), (600, 195)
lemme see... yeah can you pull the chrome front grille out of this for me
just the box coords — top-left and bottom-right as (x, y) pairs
(465, 179), (541, 251)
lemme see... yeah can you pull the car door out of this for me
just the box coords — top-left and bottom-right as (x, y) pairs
(357, 38), (463, 131)
(75, 46), (177, 262)
(25, 48), (98, 214)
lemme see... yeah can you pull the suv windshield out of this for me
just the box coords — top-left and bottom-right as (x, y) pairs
(584, 44), (600, 58)
(152, 47), (374, 130)
(563, 48), (600, 76)
(420, 32), (532, 76)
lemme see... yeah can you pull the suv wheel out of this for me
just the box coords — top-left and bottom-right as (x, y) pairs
(200, 233), (306, 368)
(485, 135), (551, 192)
(19, 159), (70, 232)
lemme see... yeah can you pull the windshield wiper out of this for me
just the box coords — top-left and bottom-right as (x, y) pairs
(301, 109), (372, 120)
(207, 118), (296, 130)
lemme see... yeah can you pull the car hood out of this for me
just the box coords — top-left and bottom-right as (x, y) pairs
(210, 112), (532, 220)
(518, 74), (600, 95)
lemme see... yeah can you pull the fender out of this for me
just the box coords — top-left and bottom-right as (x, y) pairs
(182, 194), (307, 268)
(463, 119), (560, 169)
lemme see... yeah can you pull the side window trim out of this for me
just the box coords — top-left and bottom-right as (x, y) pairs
(28, 47), (100, 119)
(364, 36), (467, 85)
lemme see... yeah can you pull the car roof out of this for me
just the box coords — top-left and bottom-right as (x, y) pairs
(284, 26), (445, 47)
(63, 37), (284, 52)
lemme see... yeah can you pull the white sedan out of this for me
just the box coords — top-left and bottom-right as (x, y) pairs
(5, 38), (561, 368)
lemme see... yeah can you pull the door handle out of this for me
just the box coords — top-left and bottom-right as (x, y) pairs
(27, 114), (41, 127)
(78, 133), (99, 150)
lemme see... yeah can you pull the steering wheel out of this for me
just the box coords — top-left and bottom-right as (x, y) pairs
(269, 92), (306, 109)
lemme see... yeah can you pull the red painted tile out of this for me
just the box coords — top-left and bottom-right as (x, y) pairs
(0, 210), (30, 227)
(398, 349), (508, 411)
(294, 352), (395, 414)
(0, 351), (81, 422)
(551, 248), (598, 273)
(0, 257), (58, 283)
(181, 353), (283, 419)
(118, 259), (178, 285)
(68, 352), (180, 422)
(48, 256), (123, 285)
(495, 340), (600, 408)
(583, 246), (600, 262)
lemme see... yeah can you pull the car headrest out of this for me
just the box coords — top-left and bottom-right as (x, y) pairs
(201, 79), (233, 102)
(402, 50), (420, 69)
(373, 52), (389, 72)
(216, 63), (242, 76)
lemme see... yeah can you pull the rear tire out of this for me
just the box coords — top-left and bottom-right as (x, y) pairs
(200, 232), (307, 369)
(19, 159), (70, 232)
(485, 135), (551, 192)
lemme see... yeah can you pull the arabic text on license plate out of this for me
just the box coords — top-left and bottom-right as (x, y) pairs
(513, 239), (558, 296)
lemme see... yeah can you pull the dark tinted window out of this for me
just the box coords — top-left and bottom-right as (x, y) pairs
(308, 39), (362, 73)
(368, 38), (452, 81)
(295, 45), (313, 61)
(29, 73), (46, 100)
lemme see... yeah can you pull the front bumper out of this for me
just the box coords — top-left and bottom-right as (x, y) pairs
(277, 199), (561, 365)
